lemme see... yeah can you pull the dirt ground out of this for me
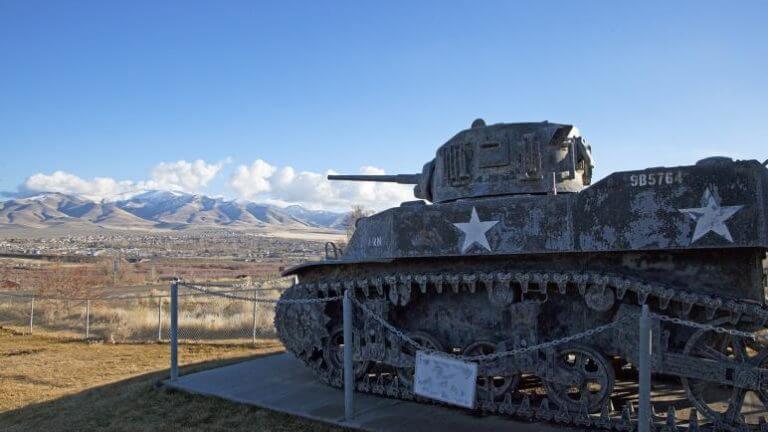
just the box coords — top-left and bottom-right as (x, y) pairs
(0, 328), (342, 431)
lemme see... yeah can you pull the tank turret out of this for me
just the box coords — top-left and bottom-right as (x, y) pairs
(329, 119), (594, 203)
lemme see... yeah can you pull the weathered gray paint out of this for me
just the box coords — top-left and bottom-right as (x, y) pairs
(327, 120), (593, 204)
(277, 120), (768, 429)
(336, 160), (768, 263)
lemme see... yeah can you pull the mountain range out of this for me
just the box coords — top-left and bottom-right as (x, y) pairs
(0, 191), (350, 231)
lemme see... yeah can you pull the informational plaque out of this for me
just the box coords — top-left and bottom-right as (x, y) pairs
(413, 351), (478, 409)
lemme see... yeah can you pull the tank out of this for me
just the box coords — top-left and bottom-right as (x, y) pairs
(275, 119), (768, 429)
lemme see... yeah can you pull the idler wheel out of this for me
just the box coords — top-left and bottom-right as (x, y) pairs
(543, 345), (614, 413)
(463, 340), (520, 401)
(324, 326), (370, 379)
(681, 318), (768, 428)
(396, 331), (444, 386)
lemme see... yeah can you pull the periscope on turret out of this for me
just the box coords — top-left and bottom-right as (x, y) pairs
(275, 119), (768, 428)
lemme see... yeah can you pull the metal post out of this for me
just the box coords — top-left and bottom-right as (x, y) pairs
(29, 297), (35, 335)
(170, 281), (179, 381)
(251, 294), (258, 344)
(638, 304), (651, 432)
(85, 299), (91, 339)
(157, 297), (163, 342)
(343, 289), (354, 420)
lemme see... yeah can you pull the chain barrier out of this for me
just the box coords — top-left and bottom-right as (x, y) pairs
(349, 295), (626, 362)
(0, 285), (286, 301)
(649, 311), (768, 341)
(179, 283), (342, 304)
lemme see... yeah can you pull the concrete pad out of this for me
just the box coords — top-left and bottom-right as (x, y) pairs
(164, 353), (571, 432)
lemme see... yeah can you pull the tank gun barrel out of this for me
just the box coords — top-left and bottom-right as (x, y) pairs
(327, 174), (421, 184)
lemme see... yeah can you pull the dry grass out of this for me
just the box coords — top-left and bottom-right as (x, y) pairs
(0, 328), (342, 431)
(0, 283), (285, 342)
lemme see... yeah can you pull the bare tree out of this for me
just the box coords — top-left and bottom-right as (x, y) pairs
(345, 206), (374, 241)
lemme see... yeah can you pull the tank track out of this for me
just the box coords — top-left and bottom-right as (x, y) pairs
(275, 269), (768, 431)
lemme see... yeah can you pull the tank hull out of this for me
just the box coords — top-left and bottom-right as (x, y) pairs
(277, 158), (768, 429)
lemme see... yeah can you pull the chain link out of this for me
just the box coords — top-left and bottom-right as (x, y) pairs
(181, 283), (342, 304)
(350, 295), (625, 362)
(649, 312), (767, 341)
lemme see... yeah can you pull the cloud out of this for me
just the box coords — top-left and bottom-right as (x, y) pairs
(150, 159), (227, 191)
(22, 171), (141, 200)
(16, 157), (414, 210)
(230, 160), (414, 211)
(20, 159), (227, 201)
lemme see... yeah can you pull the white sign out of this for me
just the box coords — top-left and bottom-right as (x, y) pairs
(413, 351), (478, 409)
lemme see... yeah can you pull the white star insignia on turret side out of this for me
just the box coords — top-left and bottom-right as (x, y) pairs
(679, 187), (743, 244)
(452, 207), (499, 253)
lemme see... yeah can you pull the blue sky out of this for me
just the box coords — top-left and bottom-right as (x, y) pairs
(1, 1), (766, 210)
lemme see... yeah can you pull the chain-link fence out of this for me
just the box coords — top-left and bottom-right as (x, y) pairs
(174, 283), (287, 343)
(0, 279), (292, 344)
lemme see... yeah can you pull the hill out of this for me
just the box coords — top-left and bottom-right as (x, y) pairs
(0, 191), (349, 232)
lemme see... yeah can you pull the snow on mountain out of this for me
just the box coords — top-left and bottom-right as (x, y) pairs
(282, 205), (350, 229)
(0, 190), (349, 231)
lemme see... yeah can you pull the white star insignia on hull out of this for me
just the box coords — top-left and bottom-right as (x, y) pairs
(679, 187), (743, 244)
(452, 207), (499, 253)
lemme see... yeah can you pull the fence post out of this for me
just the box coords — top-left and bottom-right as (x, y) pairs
(29, 296), (35, 335)
(170, 280), (179, 381)
(85, 299), (91, 339)
(638, 303), (651, 432)
(251, 293), (258, 345)
(343, 289), (354, 420)
(157, 297), (163, 342)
